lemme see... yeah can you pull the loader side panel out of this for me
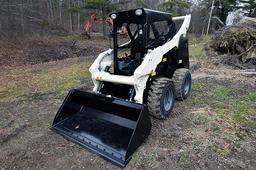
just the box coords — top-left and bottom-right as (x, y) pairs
(152, 48), (179, 78)
(178, 36), (189, 69)
(152, 36), (189, 78)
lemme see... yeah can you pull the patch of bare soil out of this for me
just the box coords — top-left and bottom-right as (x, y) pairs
(193, 66), (256, 88)
(0, 35), (109, 67)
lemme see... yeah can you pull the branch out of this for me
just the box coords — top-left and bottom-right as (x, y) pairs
(237, 44), (256, 58)
(212, 16), (225, 26)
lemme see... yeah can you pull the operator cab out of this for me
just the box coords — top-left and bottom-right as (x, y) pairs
(110, 8), (176, 76)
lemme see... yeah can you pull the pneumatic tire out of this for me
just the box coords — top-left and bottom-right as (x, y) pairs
(172, 68), (192, 101)
(147, 78), (175, 119)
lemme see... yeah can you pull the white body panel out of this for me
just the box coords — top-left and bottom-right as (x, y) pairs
(89, 15), (191, 104)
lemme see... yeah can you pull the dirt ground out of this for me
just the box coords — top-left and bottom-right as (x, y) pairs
(0, 36), (255, 170)
(0, 35), (110, 67)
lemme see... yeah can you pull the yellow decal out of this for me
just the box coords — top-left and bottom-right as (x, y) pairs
(151, 71), (156, 77)
(96, 76), (103, 81)
(178, 59), (183, 64)
(162, 58), (167, 62)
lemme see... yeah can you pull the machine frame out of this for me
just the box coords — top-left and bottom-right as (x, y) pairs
(89, 8), (191, 103)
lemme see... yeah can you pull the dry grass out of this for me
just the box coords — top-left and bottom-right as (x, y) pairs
(0, 62), (91, 102)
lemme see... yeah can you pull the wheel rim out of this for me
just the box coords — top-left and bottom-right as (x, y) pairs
(164, 88), (173, 112)
(183, 76), (190, 96)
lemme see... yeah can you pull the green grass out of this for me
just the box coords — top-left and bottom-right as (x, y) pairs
(129, 146), (160, 168)
(209, 86), (256, 128)
(189, 83), (256, 158)
(190, 82), (207, 106)
(0, 86), (30, 101)
(189, 34), (212, 45)
(129, 150), (143, 167)
(246, 163), (254, 170)
(144, 148), (159, 168)
(192, 82), (204, 91)
(211, 87), (233, 101)
(176, 151), (189, 165)
(128, 82), (255, 168)
(211, 144), (231, 158)
(189, 82), (256, 129)
(233, 97), (256, 128)
(188, 34), (211, 59)
(0, 63), (91, 102)
(189, 46), (205, 59)
(31, 64), (90, 92)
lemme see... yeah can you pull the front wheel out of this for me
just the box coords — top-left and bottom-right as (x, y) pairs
(147, 78), (175, 119)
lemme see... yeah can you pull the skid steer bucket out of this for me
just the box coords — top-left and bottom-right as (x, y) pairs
(51, 89), (151, 167)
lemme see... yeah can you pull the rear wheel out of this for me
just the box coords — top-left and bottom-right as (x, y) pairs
(172, 68), (192, 101)
(147, 78), (175, 119)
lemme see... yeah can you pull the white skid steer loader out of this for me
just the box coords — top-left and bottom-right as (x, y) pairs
(52, 8), (191, 168)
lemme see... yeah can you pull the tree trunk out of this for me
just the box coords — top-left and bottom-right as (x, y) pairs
(20, 0), (25, 34)
(59, 0), (62, 24)
(52, 0), (55, 20)
(47, 0), (51, 21)
(69, 0), (73, 32)
(7, 0), (10, 39)
(102, 8), (106, 36)
(77, 0), (80, 32)
(49, 0), (53, 19)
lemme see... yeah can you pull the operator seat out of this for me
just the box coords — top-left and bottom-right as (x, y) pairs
(117, 33), (144, 76)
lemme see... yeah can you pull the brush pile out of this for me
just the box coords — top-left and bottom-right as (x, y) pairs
(209, 17), (256, 69)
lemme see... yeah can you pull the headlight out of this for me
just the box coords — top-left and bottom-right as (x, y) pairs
(135, 9), (142, 16)
(111, 14), (117, 19)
